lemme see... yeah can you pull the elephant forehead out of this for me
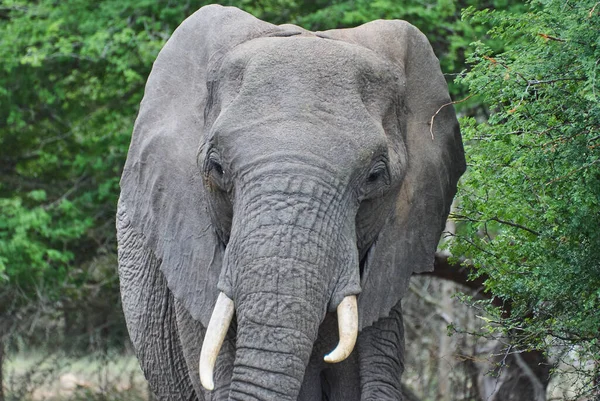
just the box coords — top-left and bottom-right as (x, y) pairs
(217, 36), (401, 117)
(242, 37), (377, 87)
(209, 37), (397, 171)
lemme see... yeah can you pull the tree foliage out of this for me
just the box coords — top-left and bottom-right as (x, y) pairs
(0, 0), (209, 344)
(453, 0), (600, 390)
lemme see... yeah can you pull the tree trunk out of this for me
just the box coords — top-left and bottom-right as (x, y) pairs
(428, 252), (551, 401)
(0, 336), (5, 401)
(436, 281), (453, 401)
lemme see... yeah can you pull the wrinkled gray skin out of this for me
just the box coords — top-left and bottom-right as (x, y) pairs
(117, 5), (465, 401)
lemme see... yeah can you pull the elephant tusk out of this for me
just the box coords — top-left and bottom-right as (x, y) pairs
(199, 292), (235, 391)
(324, 295), (358, 363)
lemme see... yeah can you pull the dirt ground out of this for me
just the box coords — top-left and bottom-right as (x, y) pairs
(4, 351), (149, 401)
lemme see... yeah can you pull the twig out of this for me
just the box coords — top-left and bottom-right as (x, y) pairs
(508, 82), (531, 113)
(452, 214), (540, 236)
(483, 56), (529, 83)
(527, 77), (585, 85)
(0, 6), (28, 12)
(538, 33), (565, 42)
(430, 94), (475, 139)
(43, 174), (88, 210)
(588, 134), (600, 144)
(453, 234), (499, 258)
(593, 59), (599, 100)
(489, 217), (540, 236)
(498, 344), (514, 369)
(546, 159), (600, 185)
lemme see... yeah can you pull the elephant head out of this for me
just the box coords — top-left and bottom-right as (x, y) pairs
(119, 5), (465, 400)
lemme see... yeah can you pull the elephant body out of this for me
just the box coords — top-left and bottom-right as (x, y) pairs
(117, 5), (465, 401)
(119, 205), (405, 400)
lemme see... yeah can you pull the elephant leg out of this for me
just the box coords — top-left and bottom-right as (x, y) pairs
(175, 299), (237, 400)
(117, 204), (199, 401)
(358, 301), (405, 400)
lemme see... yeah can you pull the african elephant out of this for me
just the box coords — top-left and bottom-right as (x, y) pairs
(117, 4), (465, 401)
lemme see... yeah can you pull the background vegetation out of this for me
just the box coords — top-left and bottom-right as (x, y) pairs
(1, 0), (598, 399)
(455, 1), (600, 393)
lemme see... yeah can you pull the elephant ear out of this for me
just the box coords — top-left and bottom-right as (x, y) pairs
(119, 5), (291, 327)
(319, 21), (466, 329)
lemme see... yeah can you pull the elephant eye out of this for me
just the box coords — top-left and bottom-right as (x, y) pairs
(203, 149), (230, 191)
(367, 169), (383, 183)
(209, 159), (224, 176)
(366, 161), (388, 185)
(204, 148), (225, 176)
(361, 160), (390, 200)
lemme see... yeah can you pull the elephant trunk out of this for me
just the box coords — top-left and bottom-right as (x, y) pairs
(227, 248), (330, 400)
(229, 287), (321, 400)
(206, 172), (361, 399)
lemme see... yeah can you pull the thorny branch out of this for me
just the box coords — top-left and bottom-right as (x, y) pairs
(452, 214), (540, 236)
(488, 217), (540, 236)
(546, 159), (600, 185)
(430, 94), (475, 139)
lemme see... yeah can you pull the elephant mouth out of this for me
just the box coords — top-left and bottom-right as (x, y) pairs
(359, 244), (370, 277)
(358, 234), (378, 277)
(198, 293), (358, 391)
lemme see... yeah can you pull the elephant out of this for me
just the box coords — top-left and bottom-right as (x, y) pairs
(117, 4), (465, 401)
